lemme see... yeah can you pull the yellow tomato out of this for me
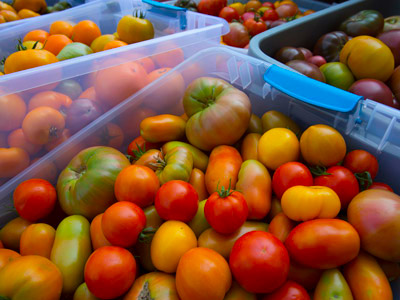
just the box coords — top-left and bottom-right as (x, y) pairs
(90, 34), (116, 53)
(258, 128), (300, 170)
(22, 40), (44, 49)
(340, 36), (394, 82)
(281, 186), (341, 221)
(17, 8), (39, 19)
(0, 2), (16, 13)
(151, 220), (197, 273)
(300, 124), (346, 167)
(117, 15), (154, 44)
(229, 2), (245, 15)
(274, 0), (297, 8)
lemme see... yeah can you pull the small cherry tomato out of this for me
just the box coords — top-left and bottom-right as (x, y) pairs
(155, 180), (199, 222)
(219, 7), (239, 23)
(13, 179), (57, 222)
(261, 280), (310, 300)
(369, 182), (393, 192)
(243, 16), (268, 36)
(343, 149), (379, 187)
(262, 9), (279, 21)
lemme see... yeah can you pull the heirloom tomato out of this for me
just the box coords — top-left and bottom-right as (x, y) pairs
(314, 166), (359, 208)
(272, 162), (313, 199)
(281, 186), (341, 221)
(286, 60), (326, 82)
(57, 146), (130, 219)
(85, 246), (136, 299)
(117, 14), (154, 44)
(343, 252), (392, 300)
(20, 223), (55, 258)
(224, 281), (257, 300)
(0, 148), (30, 179)
(197, 0), (226, 16)
(243, 16), (267, 36)
(236, 159), (272, 220)
(230, 231), (289, 293)
(4, 49), (58, 74)
(162, 141), (209, 172)
(241, 133), (261, 161)
(184, 77), (251, 150)
(151, 220), (197, 273)
(229, 2), (245, 15)
(319, 62), (355, 90)
(339, 10), (384, 37)
(51, 215), (92, 294)
(222, 23), (250, 48)
(343, 149), (378, 180)
(65, 99), (102, 134)
(383, 16), (400, 32)
(0, 94), (26, 132)
(187, 199), (210, 237)
(275, 47), (305, 64)
(140, 114), (186, 143)
(0, 217), (32, 251)
(189, 169), (208, 202)
(155, 180), (198, 222)
(258, 128), (300, 170)
(347, 189), (400, 262)
(314, 31), (349, 63)
(176, 247), (232, 300)
(0, 255), (63, 300)
(247, 114), (263, 134)
(13, 178), (57, 222)
(127, 135), (161, 158)
(198, 221), (268, 259)
(339, 36), (394, 82)
(134, 149), (163, 170)
(261, 281), (310, 300)
(123, 272), (179, 300)
(0, 249), (20, 270)
(245, 0), (262, 12)
(73, 283), (100, 300)
(300, 124), (346, 167)
(285, 219), (360, 269)
(313, 268), (353, 300)
(268, 212), (296, 243)
(219, 7), (239, 22)
(114, 165), (159, 208)
(90, 214), (111, 250)
(7, 129), (41, 156)
(102, 201), (146, 248)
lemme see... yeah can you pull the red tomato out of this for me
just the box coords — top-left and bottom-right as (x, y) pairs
(262, 2), (275, 9)
(243, 16), (268, 36)
(343, 149), (379, 182)
(229, 231), (290, 293)
(127, 136), (161, 159)
(13, 179), (56, 222)
(261, 280), (310, 300)
(197, 0), (226, 16)
(268, 212), (296, 243)
(262, 9), (279, 21)
(205, 190), (248, 234)
(369, 182), (394, 192)
(84, 246), (136, 299)
(223, 23), (250, 48)
(219, 7), (239, 23)
(102, 201), (146, 248)
(272, 162), (313, 199)
(276, 4), (298, 18)
(155, 180), (199, 222)
(313, 166), (359, 208)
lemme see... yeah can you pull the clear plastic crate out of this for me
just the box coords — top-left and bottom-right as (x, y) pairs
(0, 0), (228, 186)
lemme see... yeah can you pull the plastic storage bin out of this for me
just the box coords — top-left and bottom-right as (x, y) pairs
(0, 0), (228, 186)
(249, 0), (400, 69)
(0, 46), (399, 294)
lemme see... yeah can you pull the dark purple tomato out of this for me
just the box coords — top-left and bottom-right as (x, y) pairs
(66, 98), (103, 133)
(307, 55), (327, 67)
(348, 79), (395, 107)
(286, 60), (326, 82)
(377, 30), (400, 67)
(275, 47), (305, 64)
(313, 31), (349, 62)
(298, 47), (313, 60)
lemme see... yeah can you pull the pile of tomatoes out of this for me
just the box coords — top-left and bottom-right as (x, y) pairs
(175, 0), (316, 48)
(1, 13), (155, 75)
(274, 9), (400, 109)
(0, 75), (399, 300)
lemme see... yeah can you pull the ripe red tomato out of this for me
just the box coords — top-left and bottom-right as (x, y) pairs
(84, 246), (136, 299)
(102, 201), (146, 248)
(127, 136), (161, 158)
(343, 150), (379, 183)
(272, 162), (313, 199)
(243, 17), (267, 36)
(314, 166), (359, 208)
(205, 190), (248, 234)
(155, 180), (199, 222)
(229, 231), (290, 293)
(223, 23), (250, 48)
(261, 280), (310, 300)
(262, 2), (275, 9)
(369, 182), (394, 192)
(219, 7), (240, 23)
(197, 0), (227, 16)
(262, 9), (279, 21)
(13, 179), (56, 222)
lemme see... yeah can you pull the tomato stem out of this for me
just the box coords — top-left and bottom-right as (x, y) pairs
(216, 179), (235, 198)
(138, 227), (157, 243)
(309, 166), (331, 177)
(354, 171), (373, 190)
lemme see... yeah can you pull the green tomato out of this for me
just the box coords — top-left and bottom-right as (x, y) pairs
(320, 62), (355, 90)
(162, 141), (209, 172)
(55, 79), (83, 100)
(57, 42), (93, 61)
(339, 10), (384, 37)
(73, 283), (100, 300)
(51, 215), (92, 295)
(188, 199), (210, 238)
(314, 268), (353, 300)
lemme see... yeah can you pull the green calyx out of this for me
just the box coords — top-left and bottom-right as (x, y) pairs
(139, 227), (158, 244)
(355, 171), (373, 190)
(216, 179), (235, 198)
(309, 165), (331, 176)
(133, 9), (146, 19)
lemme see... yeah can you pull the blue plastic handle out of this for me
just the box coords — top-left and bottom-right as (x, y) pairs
(143, 0), (186, 11)
(143, 0), (187, 29)
(263, 65), (363, 113)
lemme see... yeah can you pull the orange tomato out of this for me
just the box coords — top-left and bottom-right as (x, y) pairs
(23, 29), (49, 43)
(13, 0), (47, 13)
(151, 42), (184, 68)
(0, 2), (16, 13)
(7, 128), (42, 155)
(0, 249), (20, 270)
(189, 168), (208, 201)
(0, 217), (32, 251)
(241, 133), (261, 161)
(43, 34), (73, 56)
(4, 49), (58, 74)
(135, 57), (155, 73)
(44, 128), (71, 152)
(176, 247), (232, 300)
(94, 61), (148, 108)
(0, 15), (4, 23)
(50, 20), (74, 38)
(134, 149), (163, 171)
(20, 223), (55, 258)
(140, 114), (186, 143)
(71, 20), (101, 46)
(0, 93), (26, 131)
(205, 145), (242, 194)
(303, 9), (315, 16)
(79, 86), (97, 101)
(268, 212), (296, 243)
(22, 106), (65, 145)
(103, 40), (128, 50)
(0, 10), (19, 21)
(245, 0), (262, 12)
(29, 90), (72, 115)
(17, 8), (39, 18)
(90, 214), (111, 250)
(86, 123), (124, 149)
(0, 147), (30, 178)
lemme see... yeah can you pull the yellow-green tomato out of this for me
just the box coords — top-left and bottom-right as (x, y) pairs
(314, 268), (353, 300)
(281, 186), (341, 221)
(117, 15), (155, 44)
(247, 114), (263, 134)
(258, 128), (300, 170)
(151, 220), (197, 273)
(140, 114), (186, 143)
(162, 141), (209, 172)
(188, 199), (210, 238)
(51, 215), (92, 295)
(73, 282), (100, 300)
(261, 110), (301, 136)
(155, 146), (193, 184)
